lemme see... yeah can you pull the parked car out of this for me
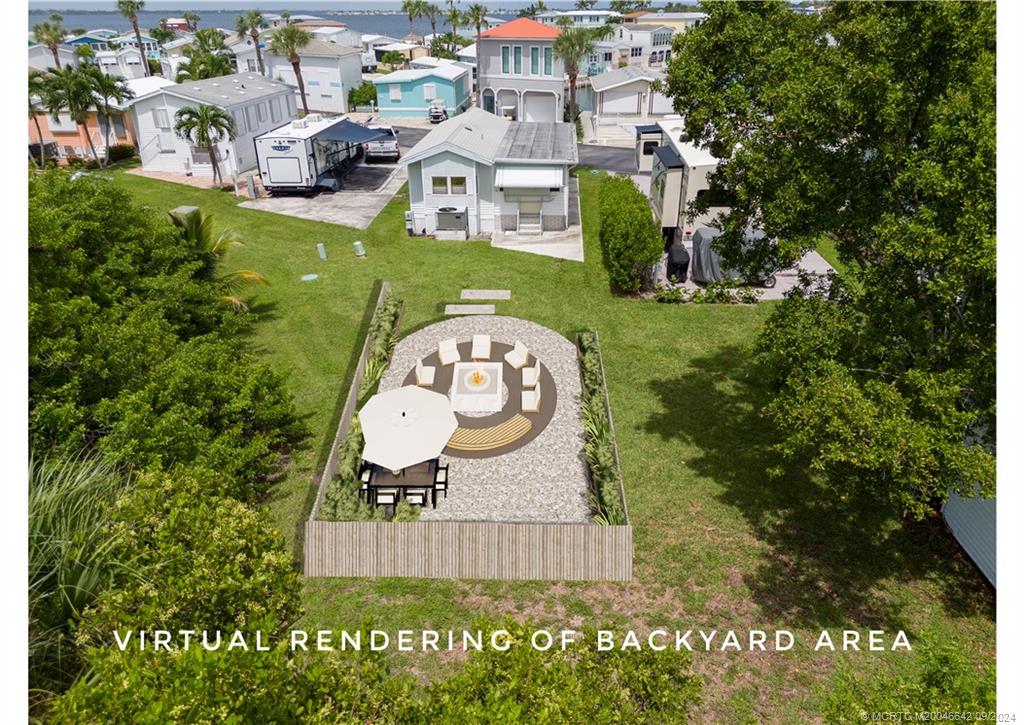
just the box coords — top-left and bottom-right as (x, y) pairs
(427, 101), (448, 124)
(363, 125), (400, 162)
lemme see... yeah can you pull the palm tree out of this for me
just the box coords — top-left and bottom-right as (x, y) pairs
(575, 0), (597, 8)
(183, 11), (200, 31)
(73, 44), (95, 64)
(173, 104), (236, 187)
(31, 18), (66, 69)
(554, 25), (610, 124)
(423, 3), (440, 39)
(83, 66), (133, 167)
(401, 0), (421, 38)
(167, 207), (270, 309)
(40, 66), (102, 164)
(235, 10), (268, 75)
(28, 70), (50, 169)
(268, 25), (313, 115)
(465, 3), (488, 39)
(117, 0), (151, 77)
(381, 50), (407, 70)
(176, 29), (234, 82)
(442, 7), (463, 51)
(149, 25), (177, 45)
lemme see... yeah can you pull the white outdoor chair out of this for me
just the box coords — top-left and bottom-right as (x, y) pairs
(374, 488), (398, 506)
(504, 340), (530, 370)
(438, 338), (461, 366)
(471, 334), (491, 360)
(522, 361), (540, 388)
(415, 357), (435, 386)
(405, 488), (428, 506)
(521, 382), (542, 413)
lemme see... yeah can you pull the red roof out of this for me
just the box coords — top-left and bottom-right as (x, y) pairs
(479, 17), (561, 40)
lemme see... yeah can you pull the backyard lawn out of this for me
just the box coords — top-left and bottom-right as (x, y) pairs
(110, 170), (995, 720)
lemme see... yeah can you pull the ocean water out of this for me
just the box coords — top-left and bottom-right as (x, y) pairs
(27, 3), (590, 38)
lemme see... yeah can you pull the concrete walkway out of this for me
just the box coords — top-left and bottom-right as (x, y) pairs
(489, 177), (585, 262)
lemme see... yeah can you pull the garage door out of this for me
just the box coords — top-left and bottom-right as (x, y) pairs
(601, 88), (640, 115)
(523, 92), (557, 122)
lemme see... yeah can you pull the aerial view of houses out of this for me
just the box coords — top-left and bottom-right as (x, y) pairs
(24, 1), (1004, 722)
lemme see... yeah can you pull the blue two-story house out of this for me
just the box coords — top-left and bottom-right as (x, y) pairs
(372, 63), (471, 119)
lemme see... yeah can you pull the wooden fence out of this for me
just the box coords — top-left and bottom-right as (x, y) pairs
(305, 520), (633, 581)
(309, 281), (393, 521)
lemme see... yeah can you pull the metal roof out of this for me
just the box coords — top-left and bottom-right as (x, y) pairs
(653, 145), (684, 169)
(373, 64), (469, 83)
(590, 65), (665, 92)
(400, 107), (512, 166)
(292, 39), (361, 58)
(162, 73), (294, 107)
(496, 121), (578, 163)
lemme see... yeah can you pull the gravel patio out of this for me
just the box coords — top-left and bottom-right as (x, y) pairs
(379, 316), (592, 524)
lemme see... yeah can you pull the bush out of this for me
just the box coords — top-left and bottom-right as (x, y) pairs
(577, 332), (627, 525)
(357, 291), (403, 400)
(820, 639), (995, 721)
(348, 82), (378, 108)
(79, 470), (301, 644)
(599, 175), (662, 293)
(107, 143), (136, 162)
(690, 277), (762, 304)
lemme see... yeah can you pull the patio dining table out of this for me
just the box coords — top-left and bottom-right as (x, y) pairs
(366, 459), (437, 489)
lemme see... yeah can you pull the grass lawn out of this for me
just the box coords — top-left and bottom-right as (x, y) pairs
(110, 170), (994, 720)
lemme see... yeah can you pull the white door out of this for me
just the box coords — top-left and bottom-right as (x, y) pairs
(523, 92), (556, 122)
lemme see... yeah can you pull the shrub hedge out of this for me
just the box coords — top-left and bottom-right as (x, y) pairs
(598, 175), (662, 293)
(577, 331), (628, 525)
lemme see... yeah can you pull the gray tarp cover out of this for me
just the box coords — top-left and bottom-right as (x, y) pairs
(315, 119), (388, 145)
(690, 227), (765, 284)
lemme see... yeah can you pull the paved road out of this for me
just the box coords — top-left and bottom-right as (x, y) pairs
(576, 144), (636, 174)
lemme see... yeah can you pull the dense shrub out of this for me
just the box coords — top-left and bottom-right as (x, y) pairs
(348, 82), (378, 108)
(577, 332), (627, 525)
(79, 471), (301, 643)
(598, 175), (662, 293)
(107, 143), (136, 162)
(821, 639), (995, 722)
(358, 291), (403, 400)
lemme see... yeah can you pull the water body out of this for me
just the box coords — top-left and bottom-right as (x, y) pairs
(27, 2), (592, 38)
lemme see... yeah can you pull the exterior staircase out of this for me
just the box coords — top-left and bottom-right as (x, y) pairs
(517, 213), (542, 235)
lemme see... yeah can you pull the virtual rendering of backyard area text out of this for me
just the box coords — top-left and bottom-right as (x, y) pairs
(27, 1), (997, 721)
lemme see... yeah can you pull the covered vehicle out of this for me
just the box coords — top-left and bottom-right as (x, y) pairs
(690, 227), (776, 288)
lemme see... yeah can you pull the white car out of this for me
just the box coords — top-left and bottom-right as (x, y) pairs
(363, 125), (400, 162)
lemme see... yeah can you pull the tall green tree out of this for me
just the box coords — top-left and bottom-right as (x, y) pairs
(423, 2), (440, 38)
(38, 66), (102, 163)
(442, 7), (463, 50)
(173, 104), (236, 186)
(662, 1), (996, 518)
(183, 10), (200, 31)
(116, 0), (150, 76)
(28, 70), (50, 169)
(235, 9), (268, 74)
(32, 16), (66, 69)
(554, 22), (611, 123)
(465, 3), (488, 39)
(149, 24), (176, 45)
(401, 0), (422, 37)
(268, 25), (313, 115)
(82, 66), (133, 167)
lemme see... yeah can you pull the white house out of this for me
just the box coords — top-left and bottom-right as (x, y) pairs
(534, 10), (621, 28)
(130, 72), (297, 177)
(476, 18), (564, 123)
(95, 47), (148, 79)
(231, 39), (362, 115)
(28, 43), (77, 70)
(590, 66), (674, 121)
(402, 107), (578, 237)
(608, 23), (675, 68)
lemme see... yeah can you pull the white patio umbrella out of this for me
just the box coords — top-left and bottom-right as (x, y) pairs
(358, 385), (458, 471)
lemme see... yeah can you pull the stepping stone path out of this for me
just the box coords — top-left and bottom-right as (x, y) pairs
(461, 289), (512, 301)
(445, 304), (495, 316)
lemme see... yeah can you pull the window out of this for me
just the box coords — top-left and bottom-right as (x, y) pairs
(603, 52), (612, 62)
(530, 46), (539, 75)
(269, 97), (280, 122)
(588, 53), (598, 64)
(513, 46), (522, 74)
(111, 114), (126, 138)
(247, 59), (257, 72)
(450, 176), (467, 194)
(431, 176), (448, 194)
(501, 46), (510, 74)
(631, 47), (643, 58)
(423, 82), (437, 101)
(642, 140), (659, 156)
(389, 84), (402, 101)
(544, 47), (553, 75)
(151, 108), (170, 130)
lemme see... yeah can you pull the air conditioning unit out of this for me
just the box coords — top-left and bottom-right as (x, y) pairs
(306, 113), (322, 123)
(436, 206), (467, 231)
(292, 119), (307, 129)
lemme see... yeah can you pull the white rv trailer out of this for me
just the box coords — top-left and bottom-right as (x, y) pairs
(253, 114), (386, 194)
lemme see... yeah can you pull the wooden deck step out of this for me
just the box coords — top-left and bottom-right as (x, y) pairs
(447, 415), (532, 451)
(460, 289), (511, 301)
(444, 304), (495, 316)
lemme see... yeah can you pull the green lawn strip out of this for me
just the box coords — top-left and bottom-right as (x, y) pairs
(109, 170), (994, 719)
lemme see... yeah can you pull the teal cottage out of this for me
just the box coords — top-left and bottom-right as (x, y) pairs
(372, 65), (471, 119)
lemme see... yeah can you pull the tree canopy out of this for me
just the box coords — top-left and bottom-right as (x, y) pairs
(662, 1), (996, 517)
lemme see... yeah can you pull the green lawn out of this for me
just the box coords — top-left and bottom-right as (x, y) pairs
(110, 170), (994, 721)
